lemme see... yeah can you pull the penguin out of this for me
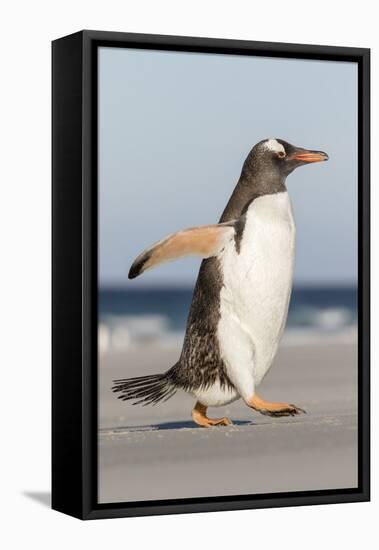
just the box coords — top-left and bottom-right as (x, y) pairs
(112, 138), (328, 427)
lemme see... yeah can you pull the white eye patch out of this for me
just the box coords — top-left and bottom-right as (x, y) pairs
(263, 139), (286, 154)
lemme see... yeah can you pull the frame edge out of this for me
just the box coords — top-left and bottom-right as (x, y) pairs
(52, 31), (86, 520)
(52, 29), (371, 520)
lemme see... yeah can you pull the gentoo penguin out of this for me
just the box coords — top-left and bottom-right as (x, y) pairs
(113, 139), (328, 427)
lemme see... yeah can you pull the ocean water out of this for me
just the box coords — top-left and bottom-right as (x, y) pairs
(98, 286), (357, 350)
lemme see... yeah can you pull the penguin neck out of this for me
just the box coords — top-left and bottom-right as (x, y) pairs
(219, 170), (287, 222)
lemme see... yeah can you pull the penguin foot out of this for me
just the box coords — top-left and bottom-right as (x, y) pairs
(247, 395), (306, 417)
(259, 404), (306, 417)
(192, 401), (232, 428)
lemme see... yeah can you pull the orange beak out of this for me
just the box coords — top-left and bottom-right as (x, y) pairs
(291, 149), (329, 163)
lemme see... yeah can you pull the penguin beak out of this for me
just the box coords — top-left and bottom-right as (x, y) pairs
(291, 148), (329, 163)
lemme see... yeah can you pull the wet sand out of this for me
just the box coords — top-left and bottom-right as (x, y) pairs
(98, 338), (358, 503)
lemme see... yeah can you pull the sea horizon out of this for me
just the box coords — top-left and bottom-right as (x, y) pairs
(98, 284), (357, 353)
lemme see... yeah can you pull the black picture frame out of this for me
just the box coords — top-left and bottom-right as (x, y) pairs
(52, 30), (370, 520)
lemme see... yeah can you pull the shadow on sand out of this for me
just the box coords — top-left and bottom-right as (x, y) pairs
(153, 420), (253, 430)
(103, 419), (254, 433)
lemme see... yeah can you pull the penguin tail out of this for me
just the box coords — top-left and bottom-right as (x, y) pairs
(112, 372), (177, 406)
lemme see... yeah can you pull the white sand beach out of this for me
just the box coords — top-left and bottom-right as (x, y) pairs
(98, 336), (358, 503)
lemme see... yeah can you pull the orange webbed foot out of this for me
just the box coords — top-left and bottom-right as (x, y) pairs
(247, 395), (306, 417)
(192, 402), (232, 428)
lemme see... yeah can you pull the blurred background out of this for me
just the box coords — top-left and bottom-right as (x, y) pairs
(97, 45), (358, 504)
(98, 47), (357, 355)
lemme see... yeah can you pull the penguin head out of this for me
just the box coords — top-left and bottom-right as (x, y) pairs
(247, 138), (329, 178)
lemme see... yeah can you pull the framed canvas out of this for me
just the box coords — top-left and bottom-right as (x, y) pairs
(52, 30), (370, 520)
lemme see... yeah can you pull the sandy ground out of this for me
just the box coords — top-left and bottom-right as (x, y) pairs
(98, 338), (358, 503)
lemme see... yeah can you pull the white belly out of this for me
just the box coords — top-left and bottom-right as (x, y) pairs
(218, 192), (295, 393)
(191, 380), (239, 407)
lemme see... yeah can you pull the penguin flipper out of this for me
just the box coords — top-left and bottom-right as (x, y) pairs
(128, 222), (235, 279)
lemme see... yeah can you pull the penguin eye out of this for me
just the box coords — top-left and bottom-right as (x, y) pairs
(277, 151), (286, 159)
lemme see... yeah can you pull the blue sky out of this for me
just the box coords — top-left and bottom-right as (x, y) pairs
(99, 47), (357, 287)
